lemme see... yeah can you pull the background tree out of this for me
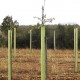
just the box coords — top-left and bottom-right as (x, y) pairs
(1, 15), (19, 35)
(0, 16), (80, 49)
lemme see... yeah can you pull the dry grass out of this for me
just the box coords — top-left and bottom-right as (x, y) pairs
(0, 48), (80, 80)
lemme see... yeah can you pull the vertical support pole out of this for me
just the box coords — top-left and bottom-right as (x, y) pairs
(45, 37), (47, 78)
(41, 26), (47, 80)
(46, 37), (47, 51)
(8, 30), (12, 80)
(14, 28), (16, 58)
(11, 30), (12, 50)
(30, 30), (32, 51)
(74, 28), (78, 72)
(74, 28), (76, 59)
(54, 30), (56, 50)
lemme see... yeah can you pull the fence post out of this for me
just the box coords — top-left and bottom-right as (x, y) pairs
(74, 28), (78, 72)
(54, 30), (56, 50)
(8, 30), (12, 80)
(30, 30), (32, 51)
(14, 28), (16, 58)
(41, 26), (47, 80)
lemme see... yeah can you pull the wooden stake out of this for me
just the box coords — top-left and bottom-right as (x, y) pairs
(54, 30), (56, 50)
(30, 30), (32, 51)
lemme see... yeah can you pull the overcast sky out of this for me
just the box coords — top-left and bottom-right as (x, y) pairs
(0, 0), (80, 25)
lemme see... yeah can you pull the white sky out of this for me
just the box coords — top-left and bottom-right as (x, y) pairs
(0, 0), (80, 25)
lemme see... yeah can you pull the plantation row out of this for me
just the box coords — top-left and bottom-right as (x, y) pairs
(3, 27), (79, 80)
(0, 24), (80, 49)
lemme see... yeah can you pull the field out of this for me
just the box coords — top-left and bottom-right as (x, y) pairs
(0, 48), (80, 80)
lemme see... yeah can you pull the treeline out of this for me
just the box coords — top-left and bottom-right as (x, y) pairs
(0, 24), (80, 49)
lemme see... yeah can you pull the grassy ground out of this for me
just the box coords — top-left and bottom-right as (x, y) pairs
(0, 48), (80, 80)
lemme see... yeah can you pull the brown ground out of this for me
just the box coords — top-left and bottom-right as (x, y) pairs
(0, 48), (80, 80)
